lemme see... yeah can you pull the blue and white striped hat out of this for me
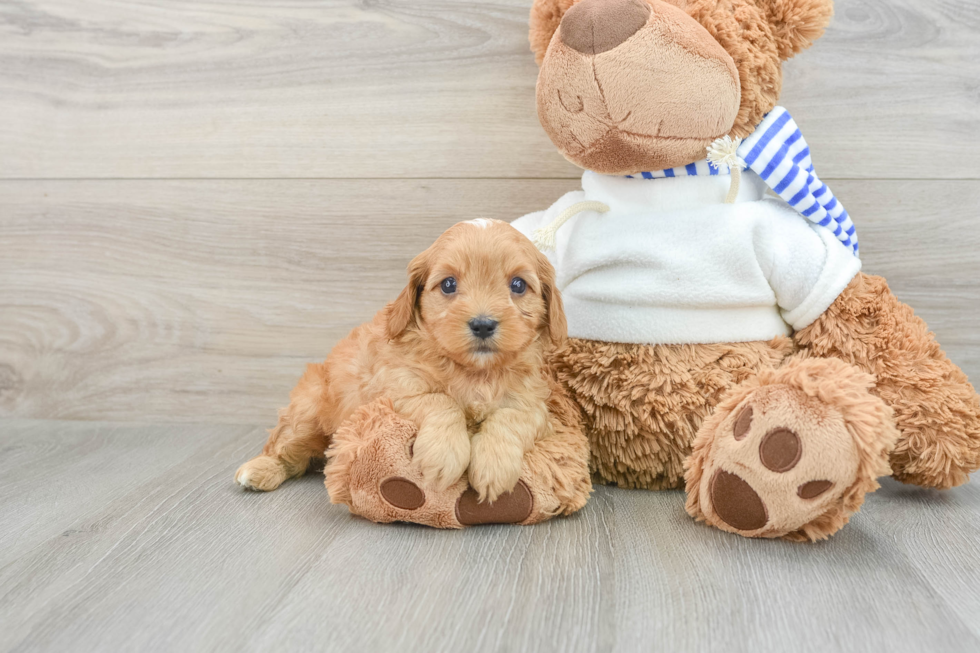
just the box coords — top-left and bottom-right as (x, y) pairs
(627, 107), (858, 256)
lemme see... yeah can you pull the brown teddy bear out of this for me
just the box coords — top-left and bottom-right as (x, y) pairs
(512, 0), (980, 540)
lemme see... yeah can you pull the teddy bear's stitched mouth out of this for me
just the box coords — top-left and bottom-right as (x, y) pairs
(617, 127), (729, 143)
(567, 125), (727, 159)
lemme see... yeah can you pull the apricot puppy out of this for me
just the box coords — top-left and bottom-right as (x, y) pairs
(235, 219), (567, 503)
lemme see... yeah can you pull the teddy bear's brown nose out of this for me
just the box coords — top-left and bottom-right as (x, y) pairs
(560, 0), (651, 55)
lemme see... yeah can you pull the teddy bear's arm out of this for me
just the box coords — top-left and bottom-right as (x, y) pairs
(793, 272), (980, 489)
(758, 206), (862, 332)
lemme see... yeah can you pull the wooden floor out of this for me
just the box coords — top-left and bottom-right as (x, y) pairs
(2, 0), (980, 650)
(0, 419), (978, 652)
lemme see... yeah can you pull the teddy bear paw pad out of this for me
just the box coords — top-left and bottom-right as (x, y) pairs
(759, 427), (802, 472)
(455, 480), (534, 525)
(379, 477), (426, 510)
(709, 469), (768, 531)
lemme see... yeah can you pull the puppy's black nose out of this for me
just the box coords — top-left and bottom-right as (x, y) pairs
(468, 317), (498, 340)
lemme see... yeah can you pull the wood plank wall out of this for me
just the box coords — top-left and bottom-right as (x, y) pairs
(1, 0), (978, 424)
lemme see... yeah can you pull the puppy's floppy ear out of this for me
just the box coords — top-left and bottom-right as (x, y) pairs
(535, 250), (567, 347)
(385, 247), (432, 340)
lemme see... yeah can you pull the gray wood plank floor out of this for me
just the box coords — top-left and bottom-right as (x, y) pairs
(1, 418), (978, 653)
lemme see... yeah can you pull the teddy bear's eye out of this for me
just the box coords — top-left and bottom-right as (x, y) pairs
(440, 277), (457, 295)
(510, 277), (527, 295)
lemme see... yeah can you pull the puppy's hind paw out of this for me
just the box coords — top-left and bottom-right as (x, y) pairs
(235, 456), (289, 492)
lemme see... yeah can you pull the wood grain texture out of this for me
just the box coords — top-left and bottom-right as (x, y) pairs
(0, 419), (978, 653)
(1, 178), (978, 425)
(0, 0), (978, 179)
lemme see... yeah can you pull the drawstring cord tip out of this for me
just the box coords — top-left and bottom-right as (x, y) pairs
(706, 135), (745, 204)
(532, 200), (610, 252)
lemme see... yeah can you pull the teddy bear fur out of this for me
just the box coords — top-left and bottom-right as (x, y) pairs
(527, 0), (980, 539)
(797, 272), (980, 489)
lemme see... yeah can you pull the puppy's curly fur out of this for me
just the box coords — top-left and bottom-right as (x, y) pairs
(236, 220), (571, 503)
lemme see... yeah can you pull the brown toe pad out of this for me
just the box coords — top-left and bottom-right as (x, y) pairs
(379, 477), (426, 510)
(759, 427), (802, 473)
(455, 480), (533, 525)
(798, 480), (834, 499)
(710, 469), (768, 532)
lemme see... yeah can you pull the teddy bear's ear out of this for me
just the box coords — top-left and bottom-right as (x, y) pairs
(529, 0), (577, 65)
(757, 0), (835, 60)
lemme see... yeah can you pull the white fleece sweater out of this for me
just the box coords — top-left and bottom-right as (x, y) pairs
(512, 170), (861, 346)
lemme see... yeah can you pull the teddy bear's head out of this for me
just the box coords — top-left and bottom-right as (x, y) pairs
(530, 0), (834, 174)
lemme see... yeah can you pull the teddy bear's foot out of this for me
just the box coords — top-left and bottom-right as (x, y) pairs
(685, 357), (899, 541)
(324, 398), (588, 528)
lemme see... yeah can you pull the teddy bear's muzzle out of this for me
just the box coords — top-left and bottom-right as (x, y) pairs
(536, 0), (742, 175)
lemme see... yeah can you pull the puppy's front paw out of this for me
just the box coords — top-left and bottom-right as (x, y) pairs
(468, 435), (523, 503)
(413, 427), (470, 492)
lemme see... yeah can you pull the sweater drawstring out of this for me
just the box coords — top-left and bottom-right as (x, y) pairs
(532, 200), (610, 251)
(706, 135), (745, 204)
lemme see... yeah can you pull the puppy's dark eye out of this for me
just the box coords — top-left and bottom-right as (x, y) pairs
(440, 277), (457, 295)
(510, 277), (527, 295)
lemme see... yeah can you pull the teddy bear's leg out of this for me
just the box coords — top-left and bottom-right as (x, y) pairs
(684, 356), (899, 541)
(552, 337), (795, 490)
(324, 398), (591, 528)
(795, 272), (980, 489)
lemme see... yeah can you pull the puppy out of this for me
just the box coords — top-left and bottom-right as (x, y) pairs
(235, 219), (567, 502)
